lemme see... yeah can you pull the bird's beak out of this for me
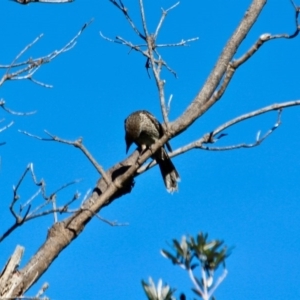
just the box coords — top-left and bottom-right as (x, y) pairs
(125, 133), (132, 154)
(125, 138), (132, 154)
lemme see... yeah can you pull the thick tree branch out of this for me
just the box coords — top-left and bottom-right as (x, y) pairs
(173, 0), (300, 136)
(171, 0), (267, 135)
(3, 1), (300, 297)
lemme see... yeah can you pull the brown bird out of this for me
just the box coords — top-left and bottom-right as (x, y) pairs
(124, 110), (180, 192)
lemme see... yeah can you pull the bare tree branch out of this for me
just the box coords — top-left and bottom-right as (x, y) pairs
(171, 0), (266, 136)
(0, 19), (92, 88)
(35, 283), (49, 299)
(0, 99), (36, 116)
(156, 37), (199, 48)
(202, 1), (300, 114)
(138, 0), (149, 37)
(93, 213), (129, 227)
(199, 110), (282, 151)
(171, 101), (299, 154)
(154, 2), (180, 39)
(109, 0), (146, 40)
(0, 121), (13, 133)
(0, 164), (81, 243)
(3, 1), (300, 298)
(19, 130), (110, 185)
(104, 0), (198, 126)
(0, 246), (24, 292)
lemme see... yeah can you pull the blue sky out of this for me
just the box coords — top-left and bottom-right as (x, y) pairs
(1, 0), (300, 299)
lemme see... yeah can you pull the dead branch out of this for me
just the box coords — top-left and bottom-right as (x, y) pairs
(207, 1), (300, 110)
(109, 0), (146, 40)
(0, 20), (92, 88)
(0, 121), (13, 134)
(19, 130), (110, 184)
(154, 2), (180, 38)
(3, 1), (300, 298)
(99, 33), (178, 77)
(35, 283), (49, 298)
(103, 0), (198, 125)
(156, 37), (199, 48)
(199, 109), (282, 151)
(172, 101), (299, 155)
(0, 99), (36, 116)
(171, 0), (265, 136)
(94, 214), (129, 227)
(0, 245), (24, 295)
(0, 164), (81, 243)
(0, 245), (50, 300)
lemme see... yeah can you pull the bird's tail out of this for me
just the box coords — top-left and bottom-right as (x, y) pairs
(155, 148), (180, 193)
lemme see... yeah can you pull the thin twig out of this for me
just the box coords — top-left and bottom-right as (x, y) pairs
(94, 214), (129, 227)
(139, 0), (149, 37)
(106, 0), (197, 126)
(19, 130), (110, 184)
(154, 2), (180, 38)
(0, 163), (81, 243)
(36, 282), (49, 298)
(0, 99), (36, 116)
(0, 19), (92, 88)
(4, 34), (43, 80)
(109, 0), (146, 40)
(156, 37), (199, 48)
(0, 121), (14, 133)
(20, 189), (41, 213)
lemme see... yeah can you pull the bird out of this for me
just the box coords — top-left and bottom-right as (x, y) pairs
(124, 110), (180, 192)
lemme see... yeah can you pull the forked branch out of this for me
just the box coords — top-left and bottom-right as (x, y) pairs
(102, 0), (198, 125)
(4, 1), (300, 297)
(19, 130), (110, 184)
(0, 164), (80, 243)
(0, 20), (92, 88)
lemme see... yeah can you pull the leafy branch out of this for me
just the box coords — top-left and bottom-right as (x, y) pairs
(143, 232), (231, 300)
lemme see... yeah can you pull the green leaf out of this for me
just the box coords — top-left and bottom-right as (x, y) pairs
(142, 277), (176, 300)
(191, 288), (203, 297)
(173, 239), (184, 256)
(142, 279), (157, 300)
(161, 250), (180, 265)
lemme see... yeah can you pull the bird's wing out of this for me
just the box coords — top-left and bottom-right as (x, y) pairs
(142, 110), (173, 152)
